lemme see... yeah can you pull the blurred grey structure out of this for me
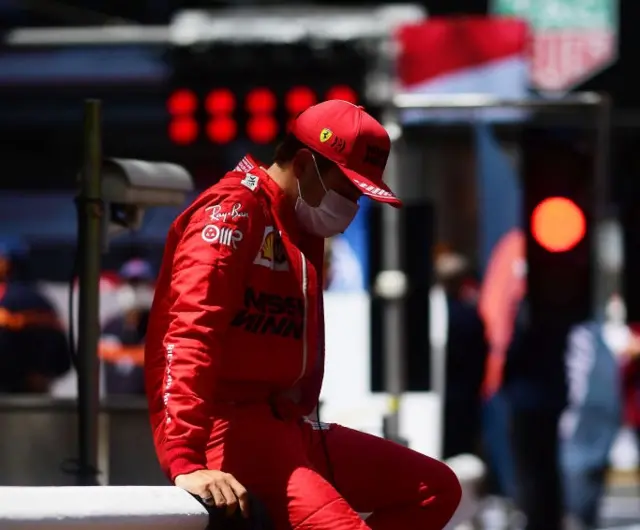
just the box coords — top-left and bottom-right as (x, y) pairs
(0, 396), (166, 486)
(4, 5), (425, 47)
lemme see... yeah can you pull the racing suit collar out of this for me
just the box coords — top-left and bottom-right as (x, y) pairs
(236, 154), (301, 243)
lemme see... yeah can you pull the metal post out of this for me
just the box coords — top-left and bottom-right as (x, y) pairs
(76, 99), (103, 486)
(379, 109), (406, 442)
(592, 94), (613, 317)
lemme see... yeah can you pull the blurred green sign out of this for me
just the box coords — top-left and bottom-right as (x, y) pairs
(491, 0), (618, 93)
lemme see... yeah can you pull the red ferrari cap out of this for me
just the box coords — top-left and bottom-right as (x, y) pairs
(290, 99), (401, 208)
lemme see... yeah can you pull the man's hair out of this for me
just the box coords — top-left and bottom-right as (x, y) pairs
(273, 133), (334, 172)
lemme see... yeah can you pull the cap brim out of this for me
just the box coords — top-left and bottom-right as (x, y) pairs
(340, 166), (402, 208)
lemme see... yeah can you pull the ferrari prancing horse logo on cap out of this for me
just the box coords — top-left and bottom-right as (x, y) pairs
(319, 128), (333, 142)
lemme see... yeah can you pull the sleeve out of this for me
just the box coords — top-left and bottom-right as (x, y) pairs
(160, 188), (266, 481)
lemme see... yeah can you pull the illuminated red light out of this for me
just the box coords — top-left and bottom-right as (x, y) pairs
(167, 89), (197, 115)
(285, 86), (316, 113)
(326, 85), (358, 104)
(207, 117), (237, 144)
(169, 117), (198, 144)
(246, 88), (277, 114)
(169, 86), (359, 145)
(206, 89), (236, 115)
(247, 116), (278, 144)
(531, 196), (586, 252)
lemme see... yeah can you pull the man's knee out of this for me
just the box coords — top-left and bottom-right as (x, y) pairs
(419, 458), (462, 518)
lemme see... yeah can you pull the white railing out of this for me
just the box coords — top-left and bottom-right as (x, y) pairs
(0, 455), (485, 529)
(0, 486), (209, 530)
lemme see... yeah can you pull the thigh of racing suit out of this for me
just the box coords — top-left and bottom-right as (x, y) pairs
(205, 405), (367, 530)
(206, 407), (460, 530)
(302, 420), (462, 530)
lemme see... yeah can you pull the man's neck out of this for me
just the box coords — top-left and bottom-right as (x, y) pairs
(265, 163), (298, 206)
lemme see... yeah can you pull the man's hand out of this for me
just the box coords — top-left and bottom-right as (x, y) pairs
(175, 469), (250, 518)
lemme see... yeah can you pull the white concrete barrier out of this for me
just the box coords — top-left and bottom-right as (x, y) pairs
(445, 454), (487, 530)
(0, 486), (209, 530)
(0, 457), (485, 530)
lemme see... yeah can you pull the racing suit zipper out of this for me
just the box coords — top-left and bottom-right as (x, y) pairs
(292, 251), (309, 385)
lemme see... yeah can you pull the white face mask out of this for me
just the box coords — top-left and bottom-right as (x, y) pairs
(295, 156), (359, 238)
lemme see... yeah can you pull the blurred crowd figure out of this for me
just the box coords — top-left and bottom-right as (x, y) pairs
(438, 238), (640, 530)
(559, 300), (625, 530)
(434, 252), (488, 460)
(475, 228), (571, 530)
(14, 254), (156, 399)
(98, 258), (155, 396)
(0, 240), (70, 393)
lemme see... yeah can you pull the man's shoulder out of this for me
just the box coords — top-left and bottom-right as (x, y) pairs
(173, 171), (268, 231)
(202, 171), (263, 203)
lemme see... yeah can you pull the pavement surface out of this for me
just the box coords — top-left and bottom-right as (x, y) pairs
(473, 472), (640, 529)
(598, 482), (640, 529)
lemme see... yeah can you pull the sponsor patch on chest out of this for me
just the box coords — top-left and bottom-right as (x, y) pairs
(254, 226), (289, 271)
(230, 288), (303, 339)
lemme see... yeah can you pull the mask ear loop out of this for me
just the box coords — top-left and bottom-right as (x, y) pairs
(297, 153), (328, 204)
(310, 154), (329, 193)
(296, 178), (304, 201)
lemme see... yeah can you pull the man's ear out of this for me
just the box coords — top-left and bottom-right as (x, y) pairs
(291, 148), (314, 179)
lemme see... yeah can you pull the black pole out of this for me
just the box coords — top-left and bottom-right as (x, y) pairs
(76, 99), (103, 485)
(379, 109), (406, 442)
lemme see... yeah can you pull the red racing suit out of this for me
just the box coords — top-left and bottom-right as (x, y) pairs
(145, 155), (461, 530)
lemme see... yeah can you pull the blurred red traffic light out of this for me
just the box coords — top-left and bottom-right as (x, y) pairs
(326, 85), (358, 104)
(169, 117), (198, 144)
(167, 89), (197, 115)
(206, 89), (236, 115)
(207, 118), (237, 144)
(168, 85), (359, 144)
(246, 88), (277, 114)
(286, 86), (316, 113)
(247, 116), (278, 144)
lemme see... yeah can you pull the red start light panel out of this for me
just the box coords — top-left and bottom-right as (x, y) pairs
(246, 88), (277, 114)
(248, 116), (278, 144)
(167, 89), (197, 115)
(206, 89), (236, 114)
(325, 85), (358, 104)
(207, 117), (237, 144)
(286, 86), (317, 114)
(169, 117), (198, 145)
(167, 85), (358, 145)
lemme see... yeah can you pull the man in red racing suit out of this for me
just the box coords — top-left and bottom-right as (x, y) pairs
(145, 100), (461, 530)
